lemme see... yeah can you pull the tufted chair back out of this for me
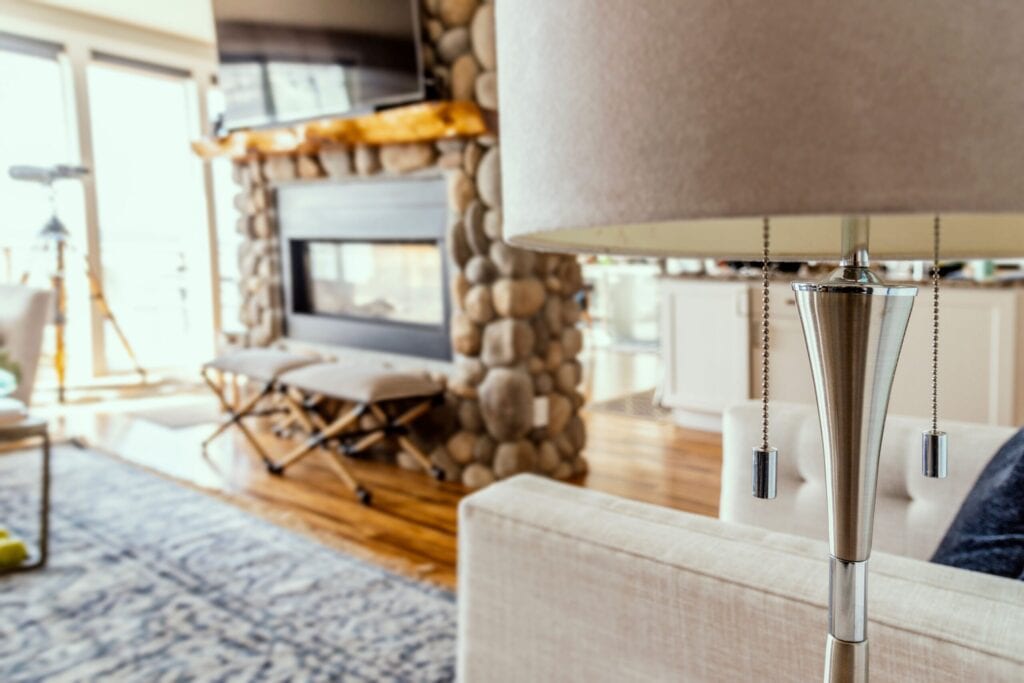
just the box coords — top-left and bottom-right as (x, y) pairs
(721, 401), (1017, 561)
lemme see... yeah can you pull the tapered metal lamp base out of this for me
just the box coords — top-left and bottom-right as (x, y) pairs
(792, 217), (917, 683)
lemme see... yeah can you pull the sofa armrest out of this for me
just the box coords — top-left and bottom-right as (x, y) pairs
(458, 475), (1024, 682)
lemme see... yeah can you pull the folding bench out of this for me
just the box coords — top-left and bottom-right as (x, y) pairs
(268, 362), (447, 505)
(201, 348), (320, 467)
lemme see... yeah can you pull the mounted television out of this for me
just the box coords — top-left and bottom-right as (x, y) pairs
(211, 0), (424, 133)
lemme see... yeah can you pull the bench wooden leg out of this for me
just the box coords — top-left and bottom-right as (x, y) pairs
(270, 404), (362, 472)
(369, 401), (443, 479)
(201, 370), (274, 466)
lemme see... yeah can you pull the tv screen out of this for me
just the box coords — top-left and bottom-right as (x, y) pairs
(211, 0), (424, 132)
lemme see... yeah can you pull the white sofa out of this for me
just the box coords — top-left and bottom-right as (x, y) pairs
(0, 285), (51, 405)
(457, 402), (1024, 682)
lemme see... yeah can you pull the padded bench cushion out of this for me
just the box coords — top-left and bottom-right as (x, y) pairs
(278, 362), (443, 404)
(204, 349), (319, 383)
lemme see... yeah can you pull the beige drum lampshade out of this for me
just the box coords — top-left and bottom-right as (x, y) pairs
(494, 1), (1024, 260)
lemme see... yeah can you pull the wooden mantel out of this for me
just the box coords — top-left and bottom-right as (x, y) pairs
(192, 101), (489, 160)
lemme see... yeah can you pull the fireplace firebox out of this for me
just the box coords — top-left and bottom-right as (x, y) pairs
(277, 176), (452, 360)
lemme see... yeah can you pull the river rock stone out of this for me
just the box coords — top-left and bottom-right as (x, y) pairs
(470, 2), (496, 69)
(439, 0), (478, 27)
(481, 318), (535, 367)
(543, 297), (563, 335)
(447, 219), (471, 268)
(453, 356), (485, 386)
(474, 71), (497, 110)
(437, 26), (470, 62)
(473, 434), (496, 464)
(555, 361), (583, 394)
(561, 326), (584, 357)
(464, 284), (494, 324)
(489, 241), (535, 277)
(451, 53), (480, 101)
(318, 146), (352, 178)
(447, 430), (477, 465)
(464, 200), (490, 255)
(462, 463), (495, 489)
(451, 311), (481, 355)
(430, 445), (462, 482)
(552, 461), (574, 480)
(567, 415), (587, 451)
(426, 18), (444, 42)
(464, 255), (498, 284)
(533, 372), (553, 395)
(464, 141), (483, 176)
(476, 147), (501, 207)
(537, 441), (560, 474)
(261, 155), (296, 182)
(380, 142), (436, 173)
(531, 317), (551, 355)
(493, 439), (537, 479)
(451, 271), (470, 310)
(492, 278), (546, 319)
(478, 367), (533, 440)
(296, 154), (323, 179)
(447, 169), (476, 213)
(397, 451), (424, 472)
(561, 298), (581, 326)
(482, 207), (502, 239)
(438, 150), (463, 169)
(573, 456), (589, 476)
(544, 341), (563, 371)
(554, 432), (575, 458)
(547, 393), (572, 437)
(457, 399), (482, 432)
(354, 144), (380, 175)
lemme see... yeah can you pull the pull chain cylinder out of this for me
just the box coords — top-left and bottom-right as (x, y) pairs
(752, 217), (778, 499)
(922, 215), (948, 478)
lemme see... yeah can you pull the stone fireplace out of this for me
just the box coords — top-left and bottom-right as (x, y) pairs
(222, 0), (588, 489)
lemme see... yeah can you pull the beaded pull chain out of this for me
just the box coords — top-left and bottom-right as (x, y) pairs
(752, 217), (778, 499)
(922, 215), (948, 478)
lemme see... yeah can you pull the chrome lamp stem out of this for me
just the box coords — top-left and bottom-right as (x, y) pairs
(792, 216), (917, 683)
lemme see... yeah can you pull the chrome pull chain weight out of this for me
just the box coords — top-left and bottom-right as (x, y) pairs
(922, 215), (948, 478)
(752, 217), (778, 499)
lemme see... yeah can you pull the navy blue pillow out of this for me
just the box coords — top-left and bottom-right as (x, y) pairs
(931, 428), (1024, 579)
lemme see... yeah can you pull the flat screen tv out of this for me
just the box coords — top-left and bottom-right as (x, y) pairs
(211, 0), (424, 133)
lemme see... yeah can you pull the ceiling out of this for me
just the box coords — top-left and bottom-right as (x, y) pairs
(30, 0), (217, 43)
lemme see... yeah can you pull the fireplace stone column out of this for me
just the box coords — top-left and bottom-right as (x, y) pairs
(225, 0), (588, 488)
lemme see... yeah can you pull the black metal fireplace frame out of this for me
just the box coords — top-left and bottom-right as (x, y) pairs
(276, 175), (453, 360)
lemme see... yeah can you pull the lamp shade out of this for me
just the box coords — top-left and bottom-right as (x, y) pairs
(495, 1), (1024, 260)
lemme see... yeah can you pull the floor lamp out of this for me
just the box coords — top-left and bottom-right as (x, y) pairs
(494, 2), (1024, 680)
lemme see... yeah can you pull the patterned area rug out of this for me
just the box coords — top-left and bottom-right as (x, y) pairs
(0, 447), (456, 682)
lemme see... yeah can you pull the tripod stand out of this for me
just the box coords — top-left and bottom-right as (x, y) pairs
(13, 169), (146, 403)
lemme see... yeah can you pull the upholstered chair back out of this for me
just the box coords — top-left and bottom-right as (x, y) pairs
(721, 401), (1016, 561)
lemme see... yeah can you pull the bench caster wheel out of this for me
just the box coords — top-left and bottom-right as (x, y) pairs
(266, 462), (284, 476)
(430, 466), (446, 482)
(356, 487), (372, 506)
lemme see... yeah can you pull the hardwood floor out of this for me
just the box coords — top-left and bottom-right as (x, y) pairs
(46, 390), (722, 592)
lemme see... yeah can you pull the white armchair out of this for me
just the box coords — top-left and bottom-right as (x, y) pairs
(0, 285), (52, 405)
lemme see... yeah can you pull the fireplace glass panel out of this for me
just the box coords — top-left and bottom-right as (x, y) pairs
(304, 241), (443, 326)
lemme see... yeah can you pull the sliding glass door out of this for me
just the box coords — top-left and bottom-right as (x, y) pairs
(87, 60), (214, 373)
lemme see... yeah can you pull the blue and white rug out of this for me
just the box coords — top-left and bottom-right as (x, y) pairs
(0, 447), (456, 682)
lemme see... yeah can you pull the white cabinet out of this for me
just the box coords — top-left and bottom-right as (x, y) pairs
(660, 281), (750, 431)
(661, 278), (1024, 431)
